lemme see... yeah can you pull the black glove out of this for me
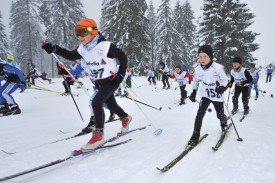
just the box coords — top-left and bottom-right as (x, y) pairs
(227, 82), (233, 88)
(42, 43), (56, 54)
(189, 90), (197, 102)
(215, 85), (227, 94)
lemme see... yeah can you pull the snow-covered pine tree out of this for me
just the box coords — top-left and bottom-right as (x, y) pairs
(155, 0), (181, 68)
(181, 0), (197, 66)
(198, 0), (259, 72)
(9, 0), (44, 72)
(39, 0), (85, 51)
(101, 0), (150, 68)
(0, 11), (9, 61)
(147, 1), (157, 68)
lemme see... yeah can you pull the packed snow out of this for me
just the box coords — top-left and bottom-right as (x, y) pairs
(0, 73), (275, 183)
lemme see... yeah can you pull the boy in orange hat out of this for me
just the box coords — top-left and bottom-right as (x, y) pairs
(42, 18), (131, 151)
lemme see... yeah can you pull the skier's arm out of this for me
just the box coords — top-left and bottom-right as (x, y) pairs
(242, 69), (253, 85)
(185, 72), (193, 83)
(107, 43), (127, 76)
(55, 46), (82, 60)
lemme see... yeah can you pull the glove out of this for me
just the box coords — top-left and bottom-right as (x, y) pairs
(26, 82), (32, 88)
(41, 43), (56, 54)
(0, 73), (8, 81)
(189, 90), (197, 102)
(227, 82), (233, 88)
(215, 85), (227, 94)
(238, 81), (244, 86)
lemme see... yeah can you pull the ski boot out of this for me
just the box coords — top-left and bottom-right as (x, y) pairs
(179, 98), (186, 105)
(120, 114), (132, 133)
(187, 131), (200, 148)
(78, 116), (95, 135)
(220, 120), (228, 131)
(108, 112), (115, 122)
(9, 104), (21, 115)
(81, 129), (105, 151)
(0, 102), (9, 114)
(231, 107), (238, 115)
(244, 108), (249, 115)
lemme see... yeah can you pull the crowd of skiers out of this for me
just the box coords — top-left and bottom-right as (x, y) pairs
(1, 17), (275, 151)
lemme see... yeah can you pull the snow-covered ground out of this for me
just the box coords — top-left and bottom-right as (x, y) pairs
(0, 74), (275, 183)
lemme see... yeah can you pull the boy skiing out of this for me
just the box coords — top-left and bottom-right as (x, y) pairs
(42, 18), (131, 151)
(0, 63), (26, 116)
(248, 65), (259, 100)
(145, 66), (156, 85)
(170, 65), (192, 105)
(188, 45), (228, 147)
(159, 62), (170, 89)
(228, 57), (253, 115)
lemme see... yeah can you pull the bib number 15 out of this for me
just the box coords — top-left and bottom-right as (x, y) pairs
(206, 88), (221, 98)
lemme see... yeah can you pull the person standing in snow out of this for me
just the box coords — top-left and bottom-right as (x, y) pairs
(248, 65), (259, 99)
(42, 18), (131, 151)
(58, 60), (82, 95)
(0, 63), (26, 115)
(159, 62), (170, 89)
(228, 57), (253, 115)
(32, 65), (52, 84)
(170, 65), (192, 105)
(187, 45), (228, 147)
(266, 64), (274, 83)
(146, 66), (156, 85)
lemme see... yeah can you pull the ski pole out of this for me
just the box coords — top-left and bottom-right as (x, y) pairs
(222, 96), (243, 141)
(42, 42), (84, 121)
(215, 80), (242, 141)
(226, 87), (231, 107)
(124, 96), (162, 111)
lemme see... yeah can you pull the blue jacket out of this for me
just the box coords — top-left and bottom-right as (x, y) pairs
(69, 63), (83, 78)
(0, 63), (26, 83)
(266, 66), (274, 74)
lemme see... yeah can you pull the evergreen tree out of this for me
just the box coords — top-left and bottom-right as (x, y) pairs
(181, 0), (197, 66)
(40, 0), (85, 50)
(9, 0), (44, 71)
(155, 0), (181, 68)
(0, 11), (9, 61)
(101, 0), (150, 68)
(147, 1), (157, 68)
(198, 0), (259, 72)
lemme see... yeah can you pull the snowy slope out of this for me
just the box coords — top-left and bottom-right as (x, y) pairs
(0, 76), (275, 183)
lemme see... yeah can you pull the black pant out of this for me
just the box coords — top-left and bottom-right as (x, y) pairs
(266, 73), (272, 82)
(179, 85), (187, 99)
(162, 74), (170, 88)
(232, 85), (249, 111)
(148, 76), (156, 85)
(193, 97), (227, 132)
(92, 79), (127, 129)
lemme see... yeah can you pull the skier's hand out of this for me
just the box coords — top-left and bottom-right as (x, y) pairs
(215, 85), (227, 94)
(189, 90), (197, 102)
(42, 43), (56, 54)
(19, 82), (27, 91)
(110, 72), (124, 84)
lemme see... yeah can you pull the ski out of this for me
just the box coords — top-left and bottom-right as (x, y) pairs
(239, 111), (249, 122)
(1, 149), (16, 155)
(212, 123), (233, 151)
(71, 126), (147, 155)
(156, 134), (208, 172)
(0, 139), (132, 182)
(0, 111), (17, 117)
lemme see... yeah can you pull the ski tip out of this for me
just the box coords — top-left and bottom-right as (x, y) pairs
(156, 167), (165, 172)
(159, 107), (162, 111)
(71, 149), (83, 156)
(237, 138), (243, 142)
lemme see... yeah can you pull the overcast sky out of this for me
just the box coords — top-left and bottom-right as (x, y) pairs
(1, 0), (275, 66)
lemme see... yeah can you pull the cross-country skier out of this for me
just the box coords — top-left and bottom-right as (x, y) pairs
(145, 66), (156, 85)
(227, 57), (253, 115)
(170, 65), (192, 105)
(58, 60), (82, 95)
(159, 62), (170, 89)
(187, 45), (228, 147)
(42, 18), (131, 151)
(248, 65), (259, 99)
(266, 63), (274, 83)
(0, 63), (26, 115)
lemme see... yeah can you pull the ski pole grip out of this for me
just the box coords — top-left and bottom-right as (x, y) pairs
(42, 41), (46, 46)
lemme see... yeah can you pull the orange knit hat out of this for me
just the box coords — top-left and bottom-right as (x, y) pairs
(76, 18), (98, 36)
